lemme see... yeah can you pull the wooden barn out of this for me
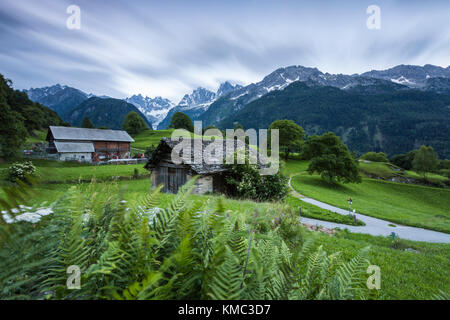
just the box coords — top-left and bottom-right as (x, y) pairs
(46, 126), (134, 162)
(144, 137), (267, 194)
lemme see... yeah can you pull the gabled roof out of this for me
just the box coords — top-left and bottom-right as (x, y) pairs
(48, 126), (134, 142)
(54, 141), (95, 153)
(145, 137), (269, 174)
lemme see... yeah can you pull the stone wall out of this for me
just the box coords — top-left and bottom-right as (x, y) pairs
(187, 174), (213, 194)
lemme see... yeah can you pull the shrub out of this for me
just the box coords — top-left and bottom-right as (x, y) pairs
(360, 152), (388, 162)
(224, 158), (289, 202)
(7, 161), (36, 182)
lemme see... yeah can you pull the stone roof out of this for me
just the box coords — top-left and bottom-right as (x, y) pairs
(144, 137), (269, 174)
(54, 141), (95, 153)
(48, 126), (134, 142)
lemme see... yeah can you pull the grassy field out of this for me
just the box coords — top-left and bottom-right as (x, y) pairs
(130, 129), (174, 152)
(359, 161), (449, 185)
(291, 173), (450, 233)
(0, 159), (148, 184)
(24, 130), (47, 144)
(280, 159), (309, 176)
(316, 230), (450, 299)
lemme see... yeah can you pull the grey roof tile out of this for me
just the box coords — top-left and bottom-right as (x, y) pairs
(54, 141), (95, 153)
(49, 126), (134, 142)
(145, 137), (269, 174)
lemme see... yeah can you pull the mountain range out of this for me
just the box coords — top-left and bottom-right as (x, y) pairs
(23, 64), (450, 157)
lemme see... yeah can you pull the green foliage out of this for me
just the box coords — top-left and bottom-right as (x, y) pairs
(0, 75), (66, 160)
(224, 156), (289, 202)
(81, 117), (94, 128)
(122, 111), (149, 134)
(389, 150), (417, 170)
(0, 179), (375, 300)
(66, 97), (151, 130)
(412, 145), (440, 178)
(169, 112), (194, 132)
(203, 125), (219, 135)
(302, 132), (361, 184)
(360, 152), (388, 162)
(144, 145), (157, 159)
(438, 159), (450, 170)
(7, 161), (36, 183)
(269, 119), (305, 160)
(0, 77), (28, 160)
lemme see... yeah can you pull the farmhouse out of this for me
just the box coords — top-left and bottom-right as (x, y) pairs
(46, 126), (134, 162)
(144, 137), (267, 194)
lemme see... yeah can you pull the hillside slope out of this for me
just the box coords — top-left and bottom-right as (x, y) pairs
(219, 82), (450, 158)
(65, 97), (152, 130)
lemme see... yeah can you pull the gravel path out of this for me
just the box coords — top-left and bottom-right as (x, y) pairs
(289, 175), (450, 243)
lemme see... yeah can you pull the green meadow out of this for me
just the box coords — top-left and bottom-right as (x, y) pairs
(290, 173), (450, 233)
(1, 141), (450, 299)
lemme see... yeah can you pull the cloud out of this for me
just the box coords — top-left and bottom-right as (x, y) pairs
(0, 0), (449, 103)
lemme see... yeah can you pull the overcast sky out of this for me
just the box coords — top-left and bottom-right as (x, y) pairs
(1, 0), (449, 102)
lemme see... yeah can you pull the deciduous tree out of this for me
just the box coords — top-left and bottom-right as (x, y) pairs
(302, 132), (361, 184)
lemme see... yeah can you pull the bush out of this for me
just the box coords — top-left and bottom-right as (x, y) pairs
(224, 159), (289, 202)
(360, 152), (388, 162)
(389, 151), (417, 170)
(7, 161), (36, 182)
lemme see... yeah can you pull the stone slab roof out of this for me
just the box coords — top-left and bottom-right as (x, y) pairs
(145, 137), (269, 174)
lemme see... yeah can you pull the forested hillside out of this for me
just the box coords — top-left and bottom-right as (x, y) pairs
(0, 74), (67, 159)
(65, 97), (152, 130)
(219, 82), (450, 158)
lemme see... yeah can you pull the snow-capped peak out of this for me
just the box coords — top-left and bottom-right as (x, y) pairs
(125, 94), (175, 129)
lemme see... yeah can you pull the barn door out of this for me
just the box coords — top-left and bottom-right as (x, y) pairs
(168, 167), (176, 193)
(176, 168), (187, 193)
(159, 166), (168, 193)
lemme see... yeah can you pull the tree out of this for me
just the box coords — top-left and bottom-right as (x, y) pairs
(233, 122), (244, 130)
(0, 76), (28, 160)
(360, 152), (388, 162)
(203, 125), (218, 135)
(81, 117), (94, 128)
(389, 150), (417, 170)
(268, 120), (305, 160)
(412, 145), (439, 179)
(122, 111), (149, 134)
(301, 132), (361, 184)
(169, 112), (194, 132)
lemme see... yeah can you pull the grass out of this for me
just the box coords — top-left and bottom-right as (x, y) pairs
(316, 230), (450, 299)
(0, 159), (149, 184)
(130, 129), (174, 151)
(285, 195), (365, 226)
(359, 161), (449, 185)
(24, 130), (47, 145)
(280, 159), (309, 176)
(291, 173), (450, 233)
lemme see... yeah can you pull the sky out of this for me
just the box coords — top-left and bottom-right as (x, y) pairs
(0, 0), (449, 103)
